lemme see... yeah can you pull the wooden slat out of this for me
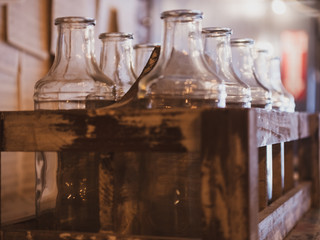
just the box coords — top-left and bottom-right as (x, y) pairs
(256, 109), (299, 147)
(201, 109), (258, 240)
(284, 141), (294, 193)
(0, 109), (315, 153)
(271, 143), (283, 202)
(259, 146), (268, 211)
(258, 182), (312, 240)
(1, 108), (202, 152)
(297, 114), (320, 208)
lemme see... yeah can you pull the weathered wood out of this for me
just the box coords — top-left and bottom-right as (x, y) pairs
(258, 182), (312, 240)
(1, 109), (312, 153)
(285, 208), (320, 239)
(309, 114), (320, 207)
(201, 109), (258, 240)
(284, 141), (294, 193)
(1, 108), (202, 152)
(256, 109), (299, 147)
(259, 146), (268, 211)
(271, 143), (283, 202)
(297, 114), (320, 208)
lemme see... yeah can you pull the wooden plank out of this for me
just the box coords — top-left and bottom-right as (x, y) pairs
(297, 114), (320, 208)
(1, 108), (202, 152)
(256, 109), (299, 147)
(201, 108), (258, 240)
(285, 208), (320, 239)
(259, 146), (268, 211)
(310, 114), (320, 207)
(1, 109), (313, 153)
(271, 143), (283, 202)
(258, 182), (311, 240)
(284, 141), (295, 193)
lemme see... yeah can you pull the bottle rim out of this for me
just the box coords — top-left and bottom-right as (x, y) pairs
(161, 9), (203, 19)
(55, 16), (96, 25)
(99, 32), (133, 40)
(133, 43), (161, 49)
(202, 27), (232, 36)
(230, 38), (255, 46)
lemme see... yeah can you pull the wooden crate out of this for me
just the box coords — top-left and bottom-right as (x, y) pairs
(0, 107), (319, 240)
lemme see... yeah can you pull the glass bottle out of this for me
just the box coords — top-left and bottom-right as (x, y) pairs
(99, 32), (136, 100)
(230, 38), (272, 109)
(202, 27), (251, 108)
(117, 9), (225, 238)
(133, 43), (160, 78)
(33, 17), (115, 231)
(138, 10), (226, 109)
(254, 49), (284, 111)
(269, 57), (295, 112)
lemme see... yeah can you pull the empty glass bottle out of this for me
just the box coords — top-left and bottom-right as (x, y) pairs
(133, 43), (160, 78)
(34, 17), (115, 109)
(254, 49), (284, 110)
(230, 38), (272, 109)
(202, 27), (251, 108)
(269, 57), (295, 112)
(138, 9), (226, 109)
(33, 17), (115, 231)
(99, 32), (136, 100)
(118, 9), (225, 238)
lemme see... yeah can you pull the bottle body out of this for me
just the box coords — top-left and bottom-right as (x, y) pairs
(230, 38), (272, 109)
(254, 49), (284, 111)
(202, 27), (251, 108)
(34, 17), (115, 231)
(138, 10), (226, 109)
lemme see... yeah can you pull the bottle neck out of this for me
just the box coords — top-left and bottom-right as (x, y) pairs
(269, 58), (283, 90)
(50, 24), (96, 77)
(100, 37), (135, 80)
(254, 51), (271, 88)
(203, 35), (232, 74)
(161, 18), (203, 64)
(231, 45), (256, 79)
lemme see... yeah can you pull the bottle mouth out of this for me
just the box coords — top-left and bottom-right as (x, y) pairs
(133, 43), (161, 49)
(202, 27), (232, 36)
(55, 16), (96, 25)
(230, 38), (255, 46)
(99, 32), (133, 40)
(161, 9), (203, 20)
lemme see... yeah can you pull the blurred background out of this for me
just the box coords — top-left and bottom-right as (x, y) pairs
(0, 0), (319, 224)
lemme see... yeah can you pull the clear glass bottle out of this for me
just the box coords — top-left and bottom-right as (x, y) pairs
(133, 43), (160, 78)
(230, 38), (272, 109)
(254, 49), (284, 111)
(99, 32), (136, 100)
(202, 27), (251, 108)
(33, 17), (115, 231)
(138, 9), (226, 109)
(34, 17), (116, 109)
(269, 57), (295, 112)
(115, 9), (224, 238)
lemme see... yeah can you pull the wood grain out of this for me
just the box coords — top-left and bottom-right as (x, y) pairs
(258, 182), (312, 240)
(259, 146), (268, 211)
(284, 141), (295, 193)
(1, 108), (201, 152)
(256, 109), (299, 147)
(201, 108), (258, 240)
(271, 143), (283, 202)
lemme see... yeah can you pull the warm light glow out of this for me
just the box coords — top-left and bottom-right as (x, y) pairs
(272, 0), (287, 15)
